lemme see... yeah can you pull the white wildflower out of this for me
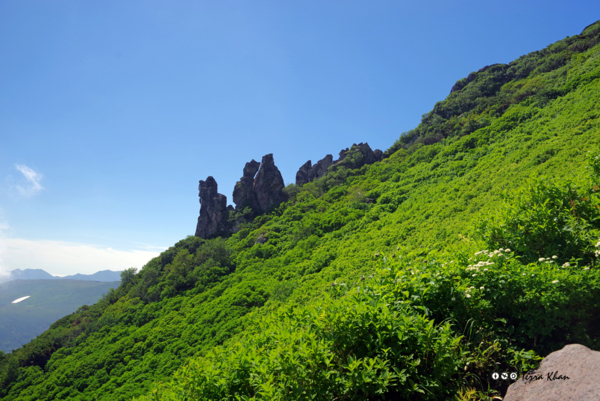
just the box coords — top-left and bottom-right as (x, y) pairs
(522, 273), (527, 276)
(552, 255), (558, 259)
(584, 267), (590, 271)
(472, 274), (477, 277)
(539, 257), (546, 262)
(466, 294), (471, 298)
(505, 248), (511, 252)
(484, 268), (489, 272)
(562, 262), (570, 268)
(480, 286), (485, 290)
(552, 280), (559, 284)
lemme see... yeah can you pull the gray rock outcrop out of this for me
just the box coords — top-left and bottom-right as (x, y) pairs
(253, 154), (287, 213)
(294, 143), (383, 186)
(308, 154), (333, 182)
(295, 155), (333, 186)
(233, 160), (260, 210)
(374, 149), (383, 161)
(231, 154), (287, 215)
(504, 344), (600, 401)
(195, 176), (232, 239)
(295, 160), (312, 186)
(334, 142), (378, 169)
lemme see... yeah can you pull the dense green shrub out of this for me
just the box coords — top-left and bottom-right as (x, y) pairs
(476, 176), (600, 265)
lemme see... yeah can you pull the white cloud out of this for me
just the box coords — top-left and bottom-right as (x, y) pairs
(2, 238), (161, 276)
(14, 164), (44, 197)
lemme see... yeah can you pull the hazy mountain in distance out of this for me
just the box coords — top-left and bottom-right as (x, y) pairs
(2, 269), (56, 282)
(59, 270), (122, 282)
(0, 269), (122, 284)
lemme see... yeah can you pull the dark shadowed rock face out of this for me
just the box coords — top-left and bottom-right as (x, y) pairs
(374, 149), (383, 161)
(295, 155), (333, 186)
(233, 159), (260, 210)
(308, 154), (333, 182)
(337, 147), (350, 162)
(294, 144), (382, 187)
(504, 344), (600, 401)
(195, 176), (231, 239)
(356, 143), (377, 165)
(196, 155), (287, 238)
(295, 160), (312, 186)
(253, 154), (287, 213)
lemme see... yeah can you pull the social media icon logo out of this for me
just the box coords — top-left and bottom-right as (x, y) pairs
(492, 372), (499, 380)
(510, 372), (518, 380)
(501, 372), (508, 380)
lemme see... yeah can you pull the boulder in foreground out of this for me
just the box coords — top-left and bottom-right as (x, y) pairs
(504, 344), (600, 401)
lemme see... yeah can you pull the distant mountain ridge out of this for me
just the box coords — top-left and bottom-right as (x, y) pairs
(0, 269), (122, 284)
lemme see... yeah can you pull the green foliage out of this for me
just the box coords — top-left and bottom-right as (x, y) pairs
(141, 279), (463, 400)
(120, 268), (138, 289)
(477, 176), (600, 265)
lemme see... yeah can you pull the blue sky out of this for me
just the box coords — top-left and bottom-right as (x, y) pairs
(1, 1), (599, 275)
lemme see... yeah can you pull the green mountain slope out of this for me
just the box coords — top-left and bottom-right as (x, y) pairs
(2, 21), (600, 401)
(0, 280), (120, 354)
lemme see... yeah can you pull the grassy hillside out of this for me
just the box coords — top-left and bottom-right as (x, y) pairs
(0, 280), (120, 354)
(1, 21), (600, 401)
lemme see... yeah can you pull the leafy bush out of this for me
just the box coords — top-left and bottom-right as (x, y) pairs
(140, 276), (464, 400)
(477, 172), (600, 266)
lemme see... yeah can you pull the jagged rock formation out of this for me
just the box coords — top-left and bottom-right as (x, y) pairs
(295, 143), (382, 185)
(308, 154), (333, 182)
(341, 142), (379, 167)
(295, 155), (334, 185)
(233, 160), (260, 210)
(196, 144), (380, 237)
(253, 154), (287, 213)
(295, 160), (312, 186)
(231, 154), (287, 215)
(374, 149), (383, 161)
(337, 142), (383, 168)
(195, 176), (232, 239)
(196, 154), (288, 238)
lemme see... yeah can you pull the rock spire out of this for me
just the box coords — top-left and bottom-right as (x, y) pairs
(194, 176), (232, 239)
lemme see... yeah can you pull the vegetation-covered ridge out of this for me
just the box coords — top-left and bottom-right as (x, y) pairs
(385, 19), (600, 156)
(1, 21), (600, 400)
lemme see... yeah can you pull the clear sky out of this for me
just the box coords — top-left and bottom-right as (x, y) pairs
(1, 0), (599, 276)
